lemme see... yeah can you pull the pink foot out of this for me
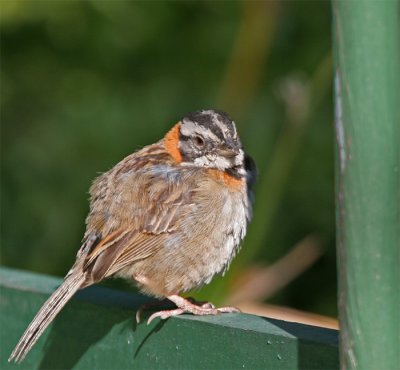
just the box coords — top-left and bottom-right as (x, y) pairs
(146, 295), (241, 324)
(136, 299), (173, 323)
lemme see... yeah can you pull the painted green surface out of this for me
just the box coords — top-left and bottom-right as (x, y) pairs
(333, 1), (400, 369)
(0, 267), (338, 369)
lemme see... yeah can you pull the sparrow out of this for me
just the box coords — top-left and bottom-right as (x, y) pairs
(9, 109), (255, 363)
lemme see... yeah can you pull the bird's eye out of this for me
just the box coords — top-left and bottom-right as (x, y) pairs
(194, 136), (205, 147)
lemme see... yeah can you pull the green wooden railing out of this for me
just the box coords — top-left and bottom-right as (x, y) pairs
(333, 1), (400, 369)
(0, 267), (338, 369)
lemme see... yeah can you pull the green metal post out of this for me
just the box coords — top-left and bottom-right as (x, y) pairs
(333, 1), (400, 369)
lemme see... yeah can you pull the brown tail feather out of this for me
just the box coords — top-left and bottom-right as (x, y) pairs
(8, 272), (86, 363)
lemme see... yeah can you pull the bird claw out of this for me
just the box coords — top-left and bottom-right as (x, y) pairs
(135, 308), (143, 324)
(147, 308), (185, 324)
(143, 295), (241, 324)
(186, 297), (215, 309)
(136, 299), (173, 323)
(216, 306), (241, 313)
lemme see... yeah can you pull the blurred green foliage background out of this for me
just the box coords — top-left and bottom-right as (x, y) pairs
(1, 1), (336, 317)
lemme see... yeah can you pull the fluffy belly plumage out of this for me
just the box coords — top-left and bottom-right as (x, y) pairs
(117, 188), (248, 297)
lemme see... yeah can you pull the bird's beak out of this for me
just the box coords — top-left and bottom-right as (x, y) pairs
(216, 146), (238, 159)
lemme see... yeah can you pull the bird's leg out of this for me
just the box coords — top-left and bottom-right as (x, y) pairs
(134, 274), (173, 323)
(135, 298), (173, 324)
(185, 296), (215, 309)
(146, 295), (241, 324)
(133, 275), (240, 324)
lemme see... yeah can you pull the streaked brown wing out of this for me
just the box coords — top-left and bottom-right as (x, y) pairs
(100, 232), (168, 278)
(83, 167), (196, 283)
(88, 230), (165, 282)
(83, 228), (131, 267)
